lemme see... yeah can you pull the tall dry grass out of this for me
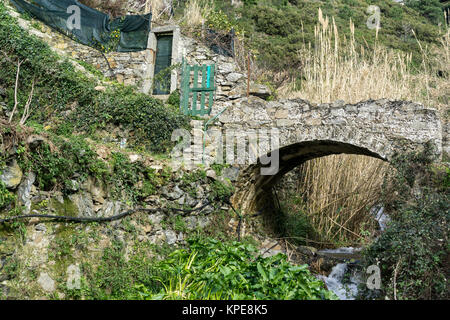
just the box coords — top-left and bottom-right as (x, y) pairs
(179, 0), (213, 27)
(281, 155), (390, 246)
(281, 9), (449, 111)
(277, 9), (449, 246)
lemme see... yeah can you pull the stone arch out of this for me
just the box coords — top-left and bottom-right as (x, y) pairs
(219, 98), (443, 214)
(231, 139), (387, 214)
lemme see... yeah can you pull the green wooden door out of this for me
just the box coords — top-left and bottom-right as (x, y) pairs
(153, 34), (173, 95)
(180, 59), (216, 116)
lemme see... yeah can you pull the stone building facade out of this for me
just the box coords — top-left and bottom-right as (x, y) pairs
(8, 3), (253, 107)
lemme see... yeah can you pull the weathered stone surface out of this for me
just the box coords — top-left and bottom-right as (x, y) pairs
(0, 160), (23, 189)
(442, 122), (449, 158)
(37, 272), (55, 293)
(68, 192), (94, 217)
(208, 98), (444, 213)
(184, 216), (197, 230)
(164, 230), (177, 245)
(226, 72), (244, 83)
(161, 185), (184, 200)
(94, 86), (106, 92)
(222, 167), (240, 182)
(149, 214), (164, 226)
(249, 83), (271, 99)
(82, 177), (106, 204)
(66, 264), (81, 290)
(17, 172), (36, 214)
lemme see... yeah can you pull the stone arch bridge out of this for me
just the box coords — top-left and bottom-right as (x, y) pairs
(194, 97), (444, 213)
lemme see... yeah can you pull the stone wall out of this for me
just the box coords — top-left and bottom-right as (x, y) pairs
(180, 35), (245, 103)
(9, 8), (149, 88)
(0, 152), (234, 299)
(204, 98), (442, 212)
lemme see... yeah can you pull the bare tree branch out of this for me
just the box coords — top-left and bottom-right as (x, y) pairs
(9, 58), (24, 123)
(19, 77), (35, 125)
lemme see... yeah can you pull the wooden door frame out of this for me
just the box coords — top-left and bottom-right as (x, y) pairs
(142, 25), (181, 96)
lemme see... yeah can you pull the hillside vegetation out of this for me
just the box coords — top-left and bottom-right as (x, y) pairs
(0, 2), (188, 154)
(0, 0), (448, 300)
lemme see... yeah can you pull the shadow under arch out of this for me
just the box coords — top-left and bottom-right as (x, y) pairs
(231, 140), (387, 216)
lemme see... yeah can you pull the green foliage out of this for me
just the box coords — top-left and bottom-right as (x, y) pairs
(209, 180), (234, 203)
(79, 240), (161, 300)
(206, 9), (243, 33)
(210, 163), (230, 176)
(107, 152), (170, 202)
(0, 4), (189, 154)
(405, 0), (445, 25)
(180, 170), (207, 198)
(276, 194), (316, 246)
(204, 0), (442, 79)
(13, 131), (171, 203)
(92, 29), (121, 54)
(0, 181), (15, 209)
(21, 135), (108, 192)
(363, 149), (449, 300)
(134, 237), (336, 300)
(77, 85), (189, 153)
(167, 89), (181, 108)
(181, 170), (207, 186)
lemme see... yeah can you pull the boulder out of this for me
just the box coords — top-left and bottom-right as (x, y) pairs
(249, 83), (272, 100)
(228, 83), (272, 100)
(162, 185), (184, 200)
(37, 272), (55, 293)
(17, 172), (36, 214)
(0, 160), (23, 189)
(164, 230), (177, 245)
(222, 166), (240, 181)
(66, 264), (81, 290)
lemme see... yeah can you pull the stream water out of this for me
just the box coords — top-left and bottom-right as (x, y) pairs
(317, 247), (363, 300)
(317, 206), (389, 300)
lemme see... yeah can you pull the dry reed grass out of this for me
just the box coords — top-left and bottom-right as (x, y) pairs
(179, 0), (213, 27)
(294, 155), (391, 245)
(280, 9), (449, 112)
(277, 9), (449, 246)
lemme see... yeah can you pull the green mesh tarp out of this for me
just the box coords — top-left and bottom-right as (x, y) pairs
(9, 0), (151, 52)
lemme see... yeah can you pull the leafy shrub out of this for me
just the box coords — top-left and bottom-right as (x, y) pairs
(209, 179), (234, 203)
(20, 135), (108, 192)
(16, 134), (170, 203)
(108, 151), (171, 201)
(276, 207), (315, 246)
(75, 85), (189, 153)
(78, 240), (161, 300)
(167, 89), (181, 108)
(203, 0), (442, 82)
(0, 3), (189, 154)
(206, 9), (241, 33)
(405, 0), (445, 25)
(0, 181), (15, 209)
(363, 149), (449, 300)
(134, 238), (336, 300)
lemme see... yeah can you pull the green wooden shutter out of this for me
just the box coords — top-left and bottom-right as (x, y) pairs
(180, 59), (216, 116)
